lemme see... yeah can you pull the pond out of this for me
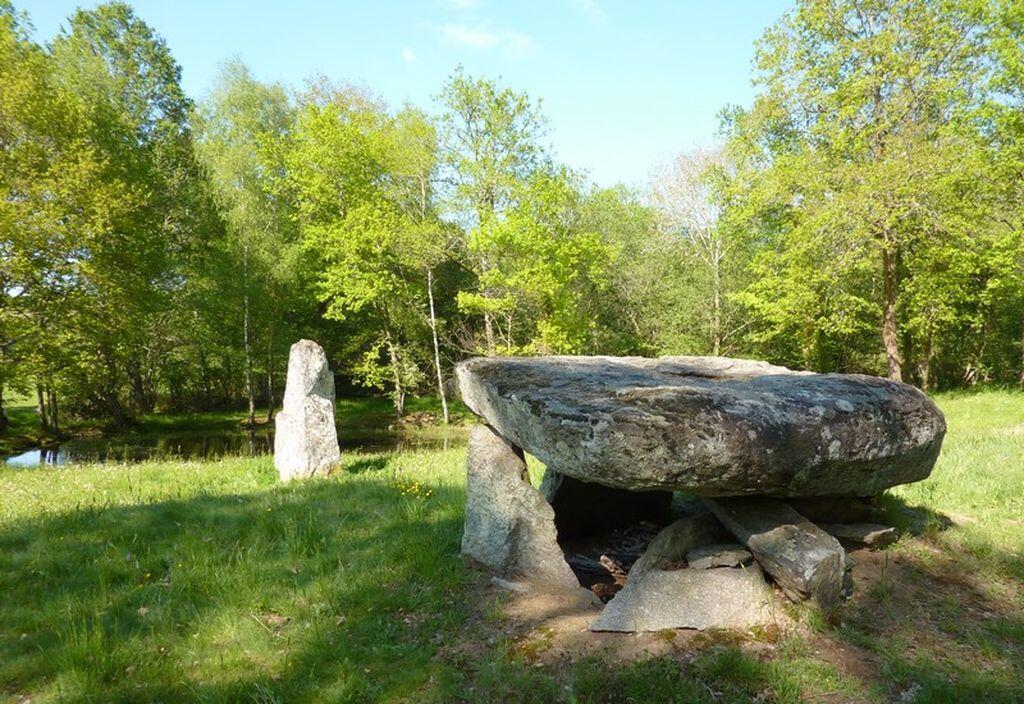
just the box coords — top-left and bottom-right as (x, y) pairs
(3, 427), (466, 468)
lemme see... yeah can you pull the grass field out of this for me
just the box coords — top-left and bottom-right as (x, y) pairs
(1, 391), (1022, 703)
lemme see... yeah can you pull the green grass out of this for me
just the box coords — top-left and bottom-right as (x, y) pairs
(1, 391), (1022, 702)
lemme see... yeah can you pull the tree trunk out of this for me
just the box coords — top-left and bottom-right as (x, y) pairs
(266, 333), (275, 423)
(1019, 321), (1024, 392)
(427, 268), (449, 424)
(483, 312), (496, 355)
(243, 290), (255, 426)
(36, 384), (49, 432)
(919, 334), (933, 393)
(199, 349), (212, 409)
(129, 367), (147, 417)
(881, 246), (902, 382)
(711, 249), (723, 356)
(384, 327), (405, 417)
(104, 392), (130, 428)
(0, 383), (8, 432)
(47, 387), (59, 434)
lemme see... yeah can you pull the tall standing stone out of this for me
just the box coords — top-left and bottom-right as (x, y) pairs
(274, 340), (341, 481)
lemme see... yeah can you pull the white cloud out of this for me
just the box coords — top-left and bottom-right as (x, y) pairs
(436, 23), (536, 58)
(570, 0), (605, 23)
(438, 23), (499, 49)
(401, 46), (417, 63)
(440, 0), (482, 9)
(501, 30), (536, 59)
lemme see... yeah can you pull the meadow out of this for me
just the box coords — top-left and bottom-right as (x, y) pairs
(1, 391), (1022, 703)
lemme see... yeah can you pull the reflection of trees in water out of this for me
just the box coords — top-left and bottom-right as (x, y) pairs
(6, 428), (462, 467)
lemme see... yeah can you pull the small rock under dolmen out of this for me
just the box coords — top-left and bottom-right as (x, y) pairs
(629, 513), (729, 575)
(686, 543), (753, 570)
(705, 497), (846, 609)
(274, 340), (341, 481)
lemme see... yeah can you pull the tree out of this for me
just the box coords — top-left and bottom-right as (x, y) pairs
(46, 1), (207, 424)
(285, 84), (426, 415)
(196, 60), (297, 424)
(722, 0), (1000, 381)
(387, 107), (454, 422)
(438, 67), (547, 354)
(650, 147), (749, 355)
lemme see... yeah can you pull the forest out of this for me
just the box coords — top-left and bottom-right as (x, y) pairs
(2, 0), (1023, 432)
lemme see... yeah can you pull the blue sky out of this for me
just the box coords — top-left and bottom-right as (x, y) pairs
(22, 0), (791, 187)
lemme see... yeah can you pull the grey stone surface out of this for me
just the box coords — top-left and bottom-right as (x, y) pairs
(705, 497), (846, 609)
(819, 523), (898, 549)
(590, 563), (771, 632)
(274, 340), (341, 481)
(630, 513), (730, 575)
(539, 469), (673, 539)
(456, 355), (945, 496)
(686, 543), (753, 570)
(462, 424), (578, 590)
(786, 497), (881, 524)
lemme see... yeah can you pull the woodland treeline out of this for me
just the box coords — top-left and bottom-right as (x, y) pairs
(1, 0), (1023, 429)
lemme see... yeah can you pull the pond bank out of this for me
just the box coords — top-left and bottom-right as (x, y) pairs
(1, 396), (470, 466)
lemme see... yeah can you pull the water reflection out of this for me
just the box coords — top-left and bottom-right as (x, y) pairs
(3, 428), (464, 468)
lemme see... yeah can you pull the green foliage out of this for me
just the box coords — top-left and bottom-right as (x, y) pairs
(2, 0), (1024, 436)
(717, 0), (1024, 385)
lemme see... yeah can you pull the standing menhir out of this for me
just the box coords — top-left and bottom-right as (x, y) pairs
(274, 340), (341, 481)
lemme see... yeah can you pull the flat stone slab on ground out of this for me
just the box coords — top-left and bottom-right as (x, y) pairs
(456, 355), (946, 496)
(590, 564), (771, 632)
(705, 496), (846, 609)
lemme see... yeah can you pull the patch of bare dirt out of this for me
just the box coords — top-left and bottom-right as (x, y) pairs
(493, 579), (793, 666)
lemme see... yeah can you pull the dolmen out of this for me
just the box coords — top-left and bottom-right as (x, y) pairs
(274, 340), (341, 481)
(456, 355), (946, 632)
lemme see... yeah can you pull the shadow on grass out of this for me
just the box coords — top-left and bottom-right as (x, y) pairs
(3, 467), (1020, 703)
(0, 476), (476, 702)
(804, 493), (1024, 702)
(0, 468), (818, 704)
(344, 456), (391, 475)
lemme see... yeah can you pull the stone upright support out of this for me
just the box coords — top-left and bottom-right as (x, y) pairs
(705, 496), (846, 609)
(462, 424), (578, 590)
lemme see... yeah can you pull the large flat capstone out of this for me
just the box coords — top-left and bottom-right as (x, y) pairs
(456, 355), (945, 497)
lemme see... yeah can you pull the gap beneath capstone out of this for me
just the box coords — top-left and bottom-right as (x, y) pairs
(527, 462), (680, 603)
